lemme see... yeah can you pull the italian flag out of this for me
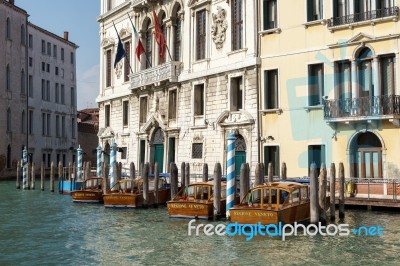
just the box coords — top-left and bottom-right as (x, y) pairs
(132, 24), (145, 62)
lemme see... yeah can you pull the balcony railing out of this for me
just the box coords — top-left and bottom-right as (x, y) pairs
(328, 6), (399, 27)
(130, 61), (181, 90)
(323, 95), (400, 120)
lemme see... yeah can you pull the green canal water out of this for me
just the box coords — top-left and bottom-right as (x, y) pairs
(0, 181), (399, 266)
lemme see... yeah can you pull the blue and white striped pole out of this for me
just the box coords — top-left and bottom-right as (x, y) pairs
(96, 145), (102, 178)
(226, 132), (236, 218)
(22, 146), (28, 190)
(110, 142), (117, 189)
(77, 145), (83, 180)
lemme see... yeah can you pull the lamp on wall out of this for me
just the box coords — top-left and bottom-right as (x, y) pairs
(267, 136), (275, 141)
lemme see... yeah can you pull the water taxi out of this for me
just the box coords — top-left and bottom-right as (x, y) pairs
(103, 178), (170, 208)
(229, 182), (310, 225)
(71, 177), (104, 203)
(167, 181), (234, 219)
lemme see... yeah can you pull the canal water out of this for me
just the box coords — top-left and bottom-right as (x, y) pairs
(0, 181), (399, 266)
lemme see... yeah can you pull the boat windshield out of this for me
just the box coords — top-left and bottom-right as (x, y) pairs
(83, 178), (102, 189)
(244, 188), (290, 206)
(180, 185), (212, 200)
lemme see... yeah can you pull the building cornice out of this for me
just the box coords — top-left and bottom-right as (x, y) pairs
(97, 1), (131, 23)
(28, 22), (79, 49)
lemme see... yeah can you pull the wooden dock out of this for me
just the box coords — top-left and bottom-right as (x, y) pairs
(336, 197), (400, 208)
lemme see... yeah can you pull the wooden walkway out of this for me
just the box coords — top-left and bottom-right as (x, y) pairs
(336, 197), (400, 208)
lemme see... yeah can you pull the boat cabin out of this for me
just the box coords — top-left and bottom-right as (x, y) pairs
(173, 182), (226, 202)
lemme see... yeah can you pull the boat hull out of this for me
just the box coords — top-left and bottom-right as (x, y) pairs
(167, 201), (216, 219)
(103, 189), (170, 208)
(71, 190), (103, 203)
(229, 202), (310, 225)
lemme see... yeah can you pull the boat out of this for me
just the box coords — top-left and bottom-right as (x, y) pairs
(103, 178), (170, 208)
(71, 177), (104, 203)
(229, 182), (311, 225)
(167, 181), (237, 219)
(59, 179), (84, 194)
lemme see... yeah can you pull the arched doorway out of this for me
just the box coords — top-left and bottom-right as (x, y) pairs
(351, 132), (382, 178)
(153, 127), (164, 172)
(235, 134), (246, 177)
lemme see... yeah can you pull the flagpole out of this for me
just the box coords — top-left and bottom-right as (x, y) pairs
(127, 13), (152, 68)
(112, 20), (134, 74)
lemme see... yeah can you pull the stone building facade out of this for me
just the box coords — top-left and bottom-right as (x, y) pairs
(97, 0), (260, 175)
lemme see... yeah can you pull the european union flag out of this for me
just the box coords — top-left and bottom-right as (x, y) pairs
(114, 35), (126, 68)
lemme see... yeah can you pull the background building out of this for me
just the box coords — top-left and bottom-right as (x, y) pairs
(97, 0), (260, 175)
(78, 108), (99, 165)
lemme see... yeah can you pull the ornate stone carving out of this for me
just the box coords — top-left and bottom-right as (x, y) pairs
(115, 61), (123, 79)
(211, 7), (228, 49)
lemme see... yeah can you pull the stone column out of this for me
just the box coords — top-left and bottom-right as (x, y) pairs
(373, 56), (381, 115)
(351, 60), (358, 115)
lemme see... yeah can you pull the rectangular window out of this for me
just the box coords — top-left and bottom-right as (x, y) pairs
(56, 115), (60, 137)
(53, 44), (57, 58)
(42, 62), (45, 71)
(46, 63), (50, 73)
(123, 100), (129, 126)
(105, 105), (110, 127)
(41, 40), (45, 53)
(307, 0), (323, 21)
(46, 113), (51, 136)
(28, 75), (33, 97)
(264, 69), (278, 109)
(41, 79), (45, 100)
(106, 49), (112, 87)
(380, 55), (395, 96)
(124, 41), (130, 82)
(42, 113), (46, 135)
(29, 110), (33, 134)
(196, 10), (206, 60)
(230, 76), (243, 111)
(29, 57), (32, 67)
(71, 87), (75, 106)
(335, 61), (351, 100)
(231, 0), (243, 51)
(47, 42), (51, 56)
(264, 146), (280, 176)
(70, 52), (74, 64)
(61, 84), (65, 104)
(29, 34), (33, 48)
(46, 81), (50, 101)
(120, 147), (127, 160)
(194, 84), (205, 116)
(139, 97), (148, 124)
(62, 116), (66, 137)
(168, 90), (177, 119)
(55, 83), (59, 103)
(47, 154), (51, 168)
(55, 67), (59, 75)
(61, 48), (64, 61)
(263, 0), (277, 30)
(308, 145), (325, 176)
(308, 64), (324, 106)
(192, 143), (203, 159)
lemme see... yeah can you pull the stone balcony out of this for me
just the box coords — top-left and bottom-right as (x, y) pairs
(131, 0), (158, 12)
(323, 95), (400, 126)
(130, 61), (181, 90)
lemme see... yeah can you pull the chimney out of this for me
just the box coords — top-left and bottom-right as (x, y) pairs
(64, 31), (69, 41)
(9, 0), (15, 5)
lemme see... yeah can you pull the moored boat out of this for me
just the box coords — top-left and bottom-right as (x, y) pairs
(167, 181), (236, 219)
(71, 177), (104, 203)
(229, 182), (310, 225)
(103, 178), (170, 208)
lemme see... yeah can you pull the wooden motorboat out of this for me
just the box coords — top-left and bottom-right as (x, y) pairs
(103, 178), (170, 208)
(229, 182), (311, 225)
(71, 177), (104, 203)
(167, 181), (237, 220)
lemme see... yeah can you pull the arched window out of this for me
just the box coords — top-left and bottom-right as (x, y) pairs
(21, 24), (25, 45)
(21, 69), (25, 94)
(7, 108), (11, 132)
(173, 5), (182, 61)
(145, 20), (152, 69)
(6, 64), (10, 91)
(6, 17), (10, 39)
(356, 47), (373, 98)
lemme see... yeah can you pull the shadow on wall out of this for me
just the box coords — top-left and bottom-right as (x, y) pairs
(387, 162), (400, 178)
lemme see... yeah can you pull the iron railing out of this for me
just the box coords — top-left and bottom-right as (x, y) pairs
(328, 6), (399, 27)
(336, 178), (400, 201)
(323, 95), (400, 119)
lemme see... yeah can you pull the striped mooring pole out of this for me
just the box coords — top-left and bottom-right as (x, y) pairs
(110, 142), (117, 189)
(22, 146), (28, 190)
(77, 145), (83, 181)
(226, 132), (236, 218)
(96, 145), (102, 178)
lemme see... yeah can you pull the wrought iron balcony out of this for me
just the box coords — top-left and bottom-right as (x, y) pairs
(328, 6), (399, 27)
(323, 95), (400, 121)
(130, 61), (181, 90)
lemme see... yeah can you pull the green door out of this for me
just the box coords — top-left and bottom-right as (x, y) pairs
(154, 144), (164, 173)
(235, 151), (246, 177)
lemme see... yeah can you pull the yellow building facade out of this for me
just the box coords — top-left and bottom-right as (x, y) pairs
(259, 0), (400, 179)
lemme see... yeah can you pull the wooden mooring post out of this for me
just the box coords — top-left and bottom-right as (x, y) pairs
(154, 162), (159, 207)
(319, 163), (327, 224)
(240, 163), (249, 202)
(102, 162), (108, 194)
(50, 162), (54, 192)
(310, 163), (319, 224)
(213, 162), (222, 219)
(185, 163), (190, 185)
(130, 162), (136, 179)
(142, 163), (149, 208)
(203, 163), (208, 182)
(31, 162), (36, 190)
(339, 162), (345, 219)
(26, 162), (31, 190)
(281, 162), (287, 180)
(180, 162), (185, 188)
(41, 161), (45, 191)
(170, 163), (178, 199)
(268, 162), (273, 183)
(16, 161), (21, 189)
(330, 163), (336, 221)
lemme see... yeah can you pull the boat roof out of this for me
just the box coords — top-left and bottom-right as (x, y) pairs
(252, 182), (308, 192)
(186, 181), (227, 187)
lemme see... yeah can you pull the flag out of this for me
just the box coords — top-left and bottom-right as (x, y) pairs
(152, 8), (166, 63)
(132, 23), (145, 62)
(248, 192), (253, 207)
(114, 35), (126, 68)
